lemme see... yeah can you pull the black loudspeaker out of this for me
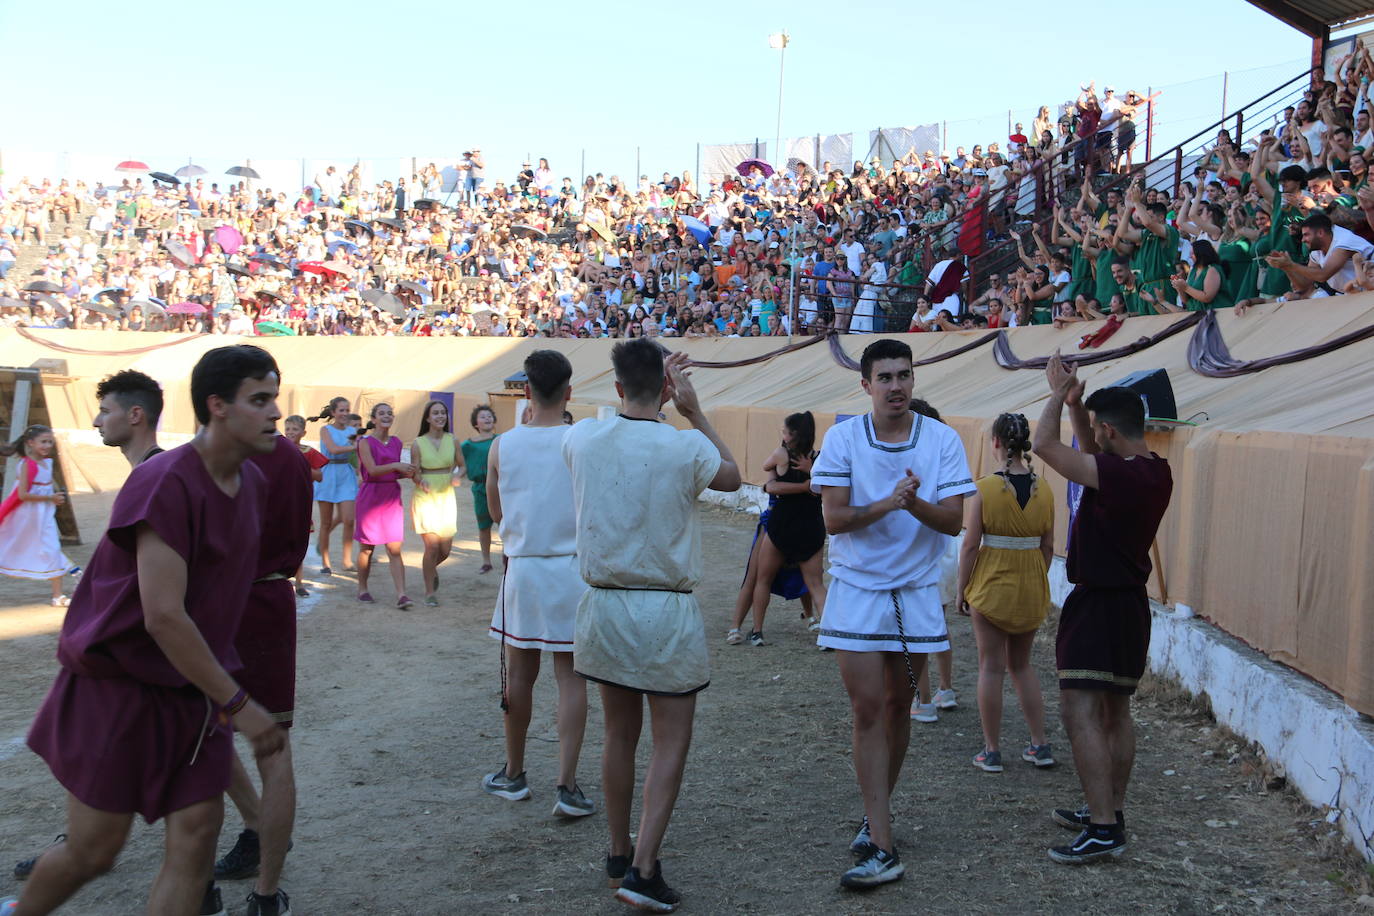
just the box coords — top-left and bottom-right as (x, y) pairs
(1106, 368), (1177, 421)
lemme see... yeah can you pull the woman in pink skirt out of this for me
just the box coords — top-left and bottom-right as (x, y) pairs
(354, 403), (418, 609)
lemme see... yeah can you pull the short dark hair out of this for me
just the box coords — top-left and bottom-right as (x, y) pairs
(470, 403), (495, 429)
(95, 369), (164, 425)
(1306, 166), (1333, 183)
(1300, 212), (1333, 234)
(1085, 386), (1146, 440)
(909, 398), (941, 422)
(190, 345), (280, 426)
(1278, 164), (1309, 185)
(859, 338), (913, 379)
(524, 349), (573, 404)
(610, 337), (665, 402)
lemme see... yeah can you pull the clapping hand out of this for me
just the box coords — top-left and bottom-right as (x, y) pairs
(664, 350), (701, 417)
(1046, 350), (1084, 405)
(891, 469), (920, 511)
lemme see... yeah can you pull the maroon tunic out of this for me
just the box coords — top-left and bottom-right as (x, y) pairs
(237, 435), (314, 724)
(27, 444), (266, 821)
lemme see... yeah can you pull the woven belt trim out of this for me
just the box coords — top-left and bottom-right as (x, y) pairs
(983, 534), (1041, 550)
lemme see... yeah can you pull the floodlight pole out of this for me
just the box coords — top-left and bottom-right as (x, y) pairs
(770, 31), (790, 164)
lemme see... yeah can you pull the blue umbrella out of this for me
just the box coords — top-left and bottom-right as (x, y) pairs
(681, 215), (713, 246)
(327, 239), (359, 255)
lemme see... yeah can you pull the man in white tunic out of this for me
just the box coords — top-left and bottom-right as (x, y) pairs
(811, 338), (975, 890)
(482, 350), (594, 820)
(564, 340), (741, 912)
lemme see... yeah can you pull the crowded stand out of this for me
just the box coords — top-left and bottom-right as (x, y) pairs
(2, 57), (1370, 341)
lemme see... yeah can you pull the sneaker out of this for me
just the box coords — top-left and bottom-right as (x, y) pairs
(849, 816), (873, 855)
(244, 889), (291, 916)
(725, 628), (742, 645)
(200, 882), (227, 916)
(933, 687), (958, 710)
(910, 702), (939, 723)
(972, 749), (1004, 772)
(14, 833), (65, 880)
(840, 847), (904, 889)
(1, 897), (16, 915)
(605, 846), (635, 889)
(748, 631), (764, 647)
(482, 765), (531, 801)
(213, 829), (259, 880)
(1022, 743), (1056, 768)
(615, 862), (681, 912)
(1048, 825), (1128, 864)
(552, 784), (595, 818)
(1052, 805), (1124, 830)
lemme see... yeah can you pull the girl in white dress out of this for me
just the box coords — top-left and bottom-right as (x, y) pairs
(0, 425), (74, 605)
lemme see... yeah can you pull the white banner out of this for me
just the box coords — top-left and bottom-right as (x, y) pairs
(782, 134), (853, 174)
(866, 125), (941, 163)
(701, 141), (767, 185)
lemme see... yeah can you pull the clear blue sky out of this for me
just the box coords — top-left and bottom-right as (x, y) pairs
(1, 0), (1312, 185)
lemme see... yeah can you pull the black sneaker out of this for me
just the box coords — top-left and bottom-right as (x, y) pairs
(605, 846), (634, 888)
(13, 834), (65, 880)
(615, 862), (681, 912)
(245, 889), (291, 916)
(840, 847), (904, 889)
(213, 829), (260, 880)
(1048, 825), (1128, 864)
(748, 630), (764, 647)
(1052, 806), (1124, 830)
(200, 882), (227, 916)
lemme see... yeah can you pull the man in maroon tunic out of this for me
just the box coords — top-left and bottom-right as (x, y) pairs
(6, 345), (285, 915)
(210, 433), (313, 916)
(1032, 352), (1173, 865)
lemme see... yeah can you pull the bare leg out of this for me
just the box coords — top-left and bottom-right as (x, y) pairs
(226, 750), (261, 832)
(633, 693), (697, 874)
(729, 533), (765, 630)
(1060, 689), (1120, 825)
(316, 502), (335, 569)
(338, 501), (356, 570)
(970, 609), (1009, 752)
(478, 527), (492, 567)
(384, 542), (407, 598)
(748, 535), (787, 636)
(798, 553), (827, 621)
(253, 734), (295, 897)
(48, 576), (63, 602)
(599, 684), (644, 859)
(12, 795), (132, 915)
(420, 533), (444, 596)
(356, 544), (375, 595)
(837, 651), (921, 853)
(553, 653), (587, 787)
(148, 797), (223, 914)
(1104, 693), (1136, 813)
(1005, 629), (1047, 746)
(935, 647), (953, 691)
(502, 647), (541, 777)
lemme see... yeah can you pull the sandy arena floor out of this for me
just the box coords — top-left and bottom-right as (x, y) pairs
(0, 444), (1368, 914)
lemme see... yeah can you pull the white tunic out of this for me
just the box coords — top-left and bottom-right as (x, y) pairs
(0, 458), (72, 581)
(563, 415), (721, 694)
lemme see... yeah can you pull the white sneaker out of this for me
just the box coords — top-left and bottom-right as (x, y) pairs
(933, 687), (958, 710)
(910, 702), (939, 723)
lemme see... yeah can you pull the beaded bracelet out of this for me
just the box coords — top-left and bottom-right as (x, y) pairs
(224, 688), (250, 716)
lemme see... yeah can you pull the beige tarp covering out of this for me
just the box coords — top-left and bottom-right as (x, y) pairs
(2, 295), (1373, 711)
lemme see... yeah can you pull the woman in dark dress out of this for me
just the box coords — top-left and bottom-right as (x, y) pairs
(731, 411), (828, 646)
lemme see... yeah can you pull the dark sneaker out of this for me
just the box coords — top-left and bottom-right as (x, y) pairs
(213, 829), (260, 880)
(482, 765), (531, 801)
(245, 889), (291, 916)
(972, 749), (1003, 773)
(14, 833), (65, 880)
(748, 630), (764, 647)
(1049, 825), (1128, 864)
(1052, 805), (1124, 830)
(552, 784), (595, 818)
(840, 847), (904, 889)
(849, 816), (873, 855)
(615, 863), (681, 912)
(605, 846), (634, 888)
(200, 882), (227, 916)
(1022, 743), (1055, 767)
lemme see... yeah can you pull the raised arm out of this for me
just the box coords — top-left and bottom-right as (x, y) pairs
(1032, 351), (1101, 488)
(665, 351), (741, 491)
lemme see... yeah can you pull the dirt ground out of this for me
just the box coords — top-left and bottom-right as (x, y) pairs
(0, 445), (1369, 915)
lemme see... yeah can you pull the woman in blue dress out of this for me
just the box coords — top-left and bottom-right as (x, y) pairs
(315, 396), (359, 575)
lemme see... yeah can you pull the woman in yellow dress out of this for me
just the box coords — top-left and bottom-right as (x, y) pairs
(411, 400), (462, 607)
(958, 413), (1056, 773)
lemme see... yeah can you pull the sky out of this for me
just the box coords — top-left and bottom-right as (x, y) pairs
(0, 0), (1315, 187)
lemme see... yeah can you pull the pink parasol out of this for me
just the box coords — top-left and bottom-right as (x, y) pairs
(167, 301), (207, 315)
(213, 225), (244, 255)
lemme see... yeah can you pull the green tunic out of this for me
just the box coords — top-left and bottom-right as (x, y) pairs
(1184, 264), (1233, 311)
(1065, 243), (1091, 301)
(1093, 247), (1121, 304)
(460, 436), (495, 530)
(1132, 224), (1180, 284)
(1217, 239), (1257, 304)
(1260, 178), (1304, 298)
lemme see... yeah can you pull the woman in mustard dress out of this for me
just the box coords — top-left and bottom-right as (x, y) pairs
(411, 400), (461, 606)
(958, 413), (1056, 774)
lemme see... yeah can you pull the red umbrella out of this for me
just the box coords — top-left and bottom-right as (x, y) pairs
(116, 160), (150, 173)
(296, 261), (328, 276)
(167, 301), (207, 315)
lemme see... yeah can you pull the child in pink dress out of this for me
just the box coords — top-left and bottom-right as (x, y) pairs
(354, 403), (418, 608)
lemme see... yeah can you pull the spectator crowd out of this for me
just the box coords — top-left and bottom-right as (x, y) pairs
(2, 59), (1370, 342)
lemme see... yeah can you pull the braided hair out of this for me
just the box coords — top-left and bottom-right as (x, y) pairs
(991, 412), (1037, 496)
